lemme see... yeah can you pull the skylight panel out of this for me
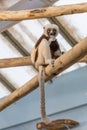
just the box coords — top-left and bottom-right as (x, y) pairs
(58, 13), (87, 39)
(8, 19), (50, 53)
(56, 33), (85, 74)
(0, 82), (10, 98)
(57, 34), (72, 51)
(55, 0), (87, 6)
(0, 17), (85, 92)
(0, 35), (22, 59)
(0, 33), (37, 89)
(8, 24), (34, 53)
(22, 20), (44, 39)
(54, 0), (87, 40)
(0, 66), (37, 88)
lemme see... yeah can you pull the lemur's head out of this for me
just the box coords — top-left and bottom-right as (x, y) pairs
(44, 24), (59, 37)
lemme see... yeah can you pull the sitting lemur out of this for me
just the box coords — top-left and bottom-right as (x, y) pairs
(31, 24), (64, 124)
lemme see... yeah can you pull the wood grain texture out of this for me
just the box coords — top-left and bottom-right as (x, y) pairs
(79, 55), (87, 62)
(0, 37), (87, 111)
(0, 3), (87, 20)
(37, 119), (79, 130)
(0, 55), (86, 69)
(0, 56), (32, 68)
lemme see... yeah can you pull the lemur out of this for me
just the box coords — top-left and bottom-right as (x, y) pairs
(31, 24), (63, 124)
(31, 24), (63, 68)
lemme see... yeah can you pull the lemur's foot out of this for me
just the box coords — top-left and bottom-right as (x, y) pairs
(43, 117), (52, 124)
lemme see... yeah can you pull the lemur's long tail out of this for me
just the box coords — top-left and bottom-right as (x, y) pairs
(39, 66), (51, 124)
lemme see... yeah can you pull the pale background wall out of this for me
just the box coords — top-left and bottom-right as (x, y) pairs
(0, 66), (87, 130)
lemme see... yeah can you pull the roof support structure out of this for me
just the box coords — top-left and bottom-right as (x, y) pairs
(42, 2), (77, 48)
(0, 0), (45, 93)
(0, 3), (87, 21)
(0, 37), (87, 111)
(48, 17), (78, 46)
(0, 54), (86, 69)
(0, 0), (46, 33)
(0, 73), (16, 92)
(55, 17), (81, 45)
(2, 31), (30, 56)
(0, 56), (32, 68)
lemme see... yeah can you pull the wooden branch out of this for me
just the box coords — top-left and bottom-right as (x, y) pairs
(0, 37), (87, 111)
(0, 56), (32, 68)
(0, 3), (87, 20)
(37, 119), (79, 130)
(0, 55), (86, 69)
(79, 55), (87, 62)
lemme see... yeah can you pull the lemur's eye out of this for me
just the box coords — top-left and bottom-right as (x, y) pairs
(53, 29), (56, 33)
(47, 28), (51, 33)
(53, 29), (57, 35)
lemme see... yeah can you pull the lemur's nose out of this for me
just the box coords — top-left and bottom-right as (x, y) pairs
(50, 31), (53, 35)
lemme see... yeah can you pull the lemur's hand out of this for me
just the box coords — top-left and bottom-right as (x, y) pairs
(48, 59), (55, 67)
(51, 59), (55, 67)
(45, 59), (55, 67)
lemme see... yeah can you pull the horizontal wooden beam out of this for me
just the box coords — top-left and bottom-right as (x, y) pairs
(0, 56), (32, 68)
(0, 37), (87, 111)
(0, 55), (86, 69)
(0, 3), (87, 20)
(0, 0), (46, 32)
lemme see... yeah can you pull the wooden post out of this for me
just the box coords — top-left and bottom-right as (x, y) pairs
(0, 37), (87, 111)
(0, 3), (87, 20)
(0, 56), (32, 68)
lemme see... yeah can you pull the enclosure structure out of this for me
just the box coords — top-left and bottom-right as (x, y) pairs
(0, 0), (87, 130)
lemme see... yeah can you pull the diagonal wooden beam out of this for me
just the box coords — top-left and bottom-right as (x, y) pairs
(0, 37), (87, 111)
(44, 37), (87, 80)
(79, 55), (87, 62)
(0, 3), (87, 21)
(0, 73), (16, 92)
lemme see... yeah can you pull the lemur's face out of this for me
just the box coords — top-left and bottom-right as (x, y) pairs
(44, 24), (59, 37)
(47, 28), (57, 37)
